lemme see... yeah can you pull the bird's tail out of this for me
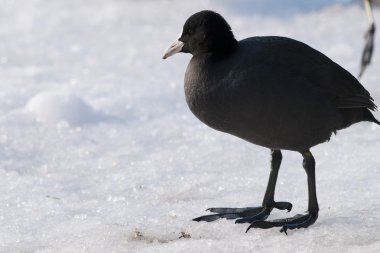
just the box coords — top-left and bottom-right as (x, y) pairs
(364, 109), (380, 125)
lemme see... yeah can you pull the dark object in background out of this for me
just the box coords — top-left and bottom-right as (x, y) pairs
(163, 10), (379, 234)
(359, 0), (376, 78)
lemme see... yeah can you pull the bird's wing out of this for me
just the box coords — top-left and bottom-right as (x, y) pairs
(309, 56), (377, 110)
(266, 37), (377, 111)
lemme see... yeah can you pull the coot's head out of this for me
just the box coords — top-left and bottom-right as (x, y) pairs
(163, 10), (237, 59)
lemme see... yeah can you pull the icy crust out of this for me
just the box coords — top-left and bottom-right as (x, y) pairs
(25, 90), (108, 125)
(0, 0), (379, 252)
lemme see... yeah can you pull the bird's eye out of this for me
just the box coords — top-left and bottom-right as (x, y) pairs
(187, 28), (194, 35)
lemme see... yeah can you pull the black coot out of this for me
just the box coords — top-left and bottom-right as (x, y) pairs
(163, 10), (379, 234)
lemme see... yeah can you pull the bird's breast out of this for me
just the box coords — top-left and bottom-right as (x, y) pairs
(184, 77), (231, 131)
(183, 56), (261, 133)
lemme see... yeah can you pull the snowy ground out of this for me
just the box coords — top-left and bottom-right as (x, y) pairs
(0, 0), (379, 252)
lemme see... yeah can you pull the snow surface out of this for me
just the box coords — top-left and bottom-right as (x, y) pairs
(25, 90), (111, 125)
(0, 0), (379, 252)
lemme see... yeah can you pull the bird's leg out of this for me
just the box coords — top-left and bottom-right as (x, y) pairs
(235, 150), (292, 223)
(247, 151), (319, 234)
(193, 150), (292, 223)
(359, 0), (376, 78)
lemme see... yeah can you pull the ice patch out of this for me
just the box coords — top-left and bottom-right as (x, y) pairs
(25, 90), (108, 126)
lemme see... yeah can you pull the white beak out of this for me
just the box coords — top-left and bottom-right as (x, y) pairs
(162, 40), (184, 59)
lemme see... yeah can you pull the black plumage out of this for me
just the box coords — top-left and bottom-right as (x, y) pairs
(163, 10), (379, 233)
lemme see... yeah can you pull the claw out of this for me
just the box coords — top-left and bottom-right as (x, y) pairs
(246, 213), (318, 233)
(280, 226), (288, 235)
(274, 202), (292, 212)
(193, 201), (294, 227)
(245, 224), (254, 233)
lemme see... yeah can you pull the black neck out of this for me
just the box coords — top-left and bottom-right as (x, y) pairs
(212, 35), (238, 58)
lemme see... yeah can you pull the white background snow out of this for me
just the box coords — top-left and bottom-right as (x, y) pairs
(0, 0), (379, 252)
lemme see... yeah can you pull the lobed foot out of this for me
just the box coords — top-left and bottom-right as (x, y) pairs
(246, 212), (318, 235)
(192, 201), (292, 223)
